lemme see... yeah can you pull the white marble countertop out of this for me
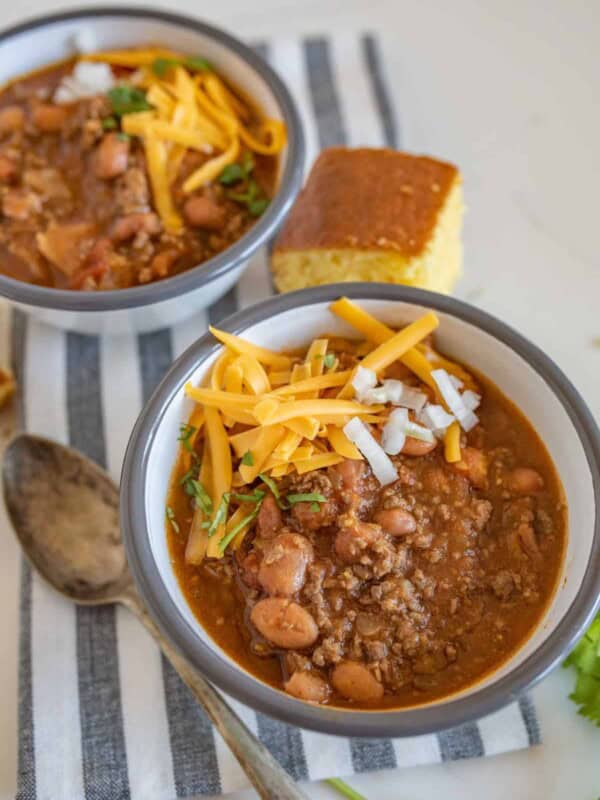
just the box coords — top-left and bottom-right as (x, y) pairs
(1, 0), (599, 797)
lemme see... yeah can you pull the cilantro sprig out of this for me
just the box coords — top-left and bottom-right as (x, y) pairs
(178, 423), (197, 452)
(564, 613), (600, 725)
(152, 56), (212, 77)
(165, 505), (180, 534)
(287, 492), (327, 512)
(107, 86), (153, 116)
(218, 152), (270, 217)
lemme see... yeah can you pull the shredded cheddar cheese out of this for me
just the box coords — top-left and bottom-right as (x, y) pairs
(174, 303), (479, 561)
(88, 49), (286, 231)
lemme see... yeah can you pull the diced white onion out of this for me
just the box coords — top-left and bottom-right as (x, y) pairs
(361, 386), (389, 405)
(382, 408), (434, 455)
(381, 425), (406, 455)
(431, 369), (479, 432)
(54, 61), (115, 104)
(449, 374), (464, 390)
(382, 408), (408, 455)
(405, 419), (435, 443)
(360, 378), (427, 411)
(343, 417), (398, 485)
(381, 380), (427, 412)
(462, 389), (482, 411)
(352, 366), (377, 400)
(418, 403), (456, 433)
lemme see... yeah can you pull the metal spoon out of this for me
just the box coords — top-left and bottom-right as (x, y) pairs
(2, 433), (308, 800)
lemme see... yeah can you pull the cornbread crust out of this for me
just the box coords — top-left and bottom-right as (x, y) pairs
(274, 148), (460, 256)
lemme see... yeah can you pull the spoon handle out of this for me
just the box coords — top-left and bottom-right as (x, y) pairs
(122, 589), (309, 800)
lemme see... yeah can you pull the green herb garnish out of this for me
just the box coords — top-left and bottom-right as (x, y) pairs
(287, 492), (326, 512)
(325, 778), (367, 800)
(564, 613), (600, 725)
(178, 423), (197, 452)
(107, 86), (153, 116)
(231, 490), (265, 504)
(218, 500), (263, 552)
(205, 492), (231, 537)
(152, 56), (212, 77)
(241, 450), (254, 466)
(179, 467), (196, 486)
(101, 116), (118, 130)
(258, 472), (287, 509)
(165, 505), (180, 534)
(324, 353), (336, 369)
(187, 479), (213, 515)
(116, 132), (131, 142)
(219, 151), (255, 186)
(227, 180), (269, 216)
(219, 163), (246, 186)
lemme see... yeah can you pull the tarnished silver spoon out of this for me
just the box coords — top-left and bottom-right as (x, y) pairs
(2, 433), (308, 800)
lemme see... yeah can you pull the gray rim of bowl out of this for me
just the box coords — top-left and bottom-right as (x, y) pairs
(121, 283), (600, 737)
(0, 6), (305, 311)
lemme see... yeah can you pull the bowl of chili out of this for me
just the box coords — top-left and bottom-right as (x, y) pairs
(121, 283), (600, 736)
(0, 8), (304, 333)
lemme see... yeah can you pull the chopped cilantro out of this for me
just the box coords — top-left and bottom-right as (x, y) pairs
(179, 467), (196, 486)
(324, 353), (336, 369)
(107, 86), (153, 116)
(564, 613), (600, 726)
(287, 492), (327, 509)
(218, 499), (263, 552)
(152, 56), (212, 77)
(101, 116), (118, 130)
(165, 505), (180, 534)
(205, 492), (231, 537)
(258, 472), (287, 509)
(187, 479), (213, 515)
(219, 163), (246, 186)
(219, 151), (255, 186)
(116, 132), (131, 142)
(241, 450), (254, 466)
(231, 490), (265, 504)
(227, 178), (270, 216)
(178, 423), (197, 452)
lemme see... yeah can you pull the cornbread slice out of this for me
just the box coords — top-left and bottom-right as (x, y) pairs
(272, 147), (464, 294)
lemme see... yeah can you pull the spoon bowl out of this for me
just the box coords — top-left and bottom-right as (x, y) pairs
(2, 432), (307, 800)
(3, 434), (130, 603)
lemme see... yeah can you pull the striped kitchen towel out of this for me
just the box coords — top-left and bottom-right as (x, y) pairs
(12, 33), (541, 800)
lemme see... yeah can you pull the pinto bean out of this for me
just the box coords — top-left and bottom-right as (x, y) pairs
(331, 661), (384, 703)
(374, 507), (417, 536)
(111, 212), (161, 242)
(31, 103), (69, 132)
(250, 598), (319, 649)
(95, 133), (130, 179)
(454, 447), (488, 489)
(401, 436), (438, 456)
(183, 195), (226, 230)
(0, 105), (25, 133)
(257, 494), (282, 538)
(335, 458), (365, 492)
(334, 519), (383, 564)
(508, 467), (544, 495)
(258, 533), (314, 597)
(284, 671), (330, 703)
